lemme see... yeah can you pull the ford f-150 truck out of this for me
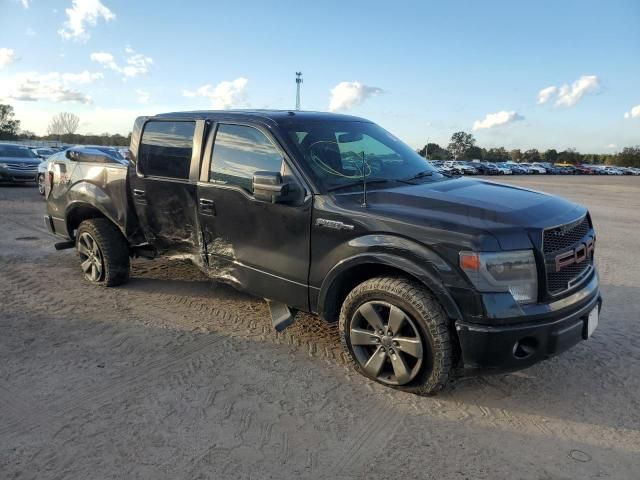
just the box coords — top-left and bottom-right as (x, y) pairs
(44, 110), (601, 394)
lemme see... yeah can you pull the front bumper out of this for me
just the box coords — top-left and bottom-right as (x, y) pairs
(455, 274), (601, 371)
(0, 169), (38, 182)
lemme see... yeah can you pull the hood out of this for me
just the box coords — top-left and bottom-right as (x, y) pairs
(332, 177), (586, 249)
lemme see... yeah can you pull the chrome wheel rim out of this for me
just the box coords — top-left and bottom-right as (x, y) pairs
(349, 301), (424, 385)
(77, 232), (104, 282)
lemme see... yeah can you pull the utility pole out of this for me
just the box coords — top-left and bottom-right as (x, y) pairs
(295, 72), (303, 110)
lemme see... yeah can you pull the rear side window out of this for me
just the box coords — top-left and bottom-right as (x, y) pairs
(210, 124), (283, 192)
(138, 121), (195, 179)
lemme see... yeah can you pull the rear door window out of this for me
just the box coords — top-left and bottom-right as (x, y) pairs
(138, 121), (195, 179)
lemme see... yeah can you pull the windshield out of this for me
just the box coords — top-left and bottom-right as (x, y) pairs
(283, 121), (443, 191)
(0, 145), (37, 158)
(94, 147), (124, 160)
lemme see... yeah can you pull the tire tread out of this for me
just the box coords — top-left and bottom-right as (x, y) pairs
(77, 218), (130, 287)
(339, 275), (452, 394)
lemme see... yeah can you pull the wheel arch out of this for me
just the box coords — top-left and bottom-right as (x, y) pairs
(65, 201), (121, 239)
(317, 253), (463, 325)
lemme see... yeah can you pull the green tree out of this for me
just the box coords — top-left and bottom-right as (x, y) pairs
(0, 104), (21, 140)
(486, 147), (510, 161)
(448, 131), (476, 160)
(543, 149), (558, 164)
(523, 148), (541, 162)
(557, 148), (582, 165)
(418, 142), (450, 160)
(510, 149), (522, 162)
(464, 145), (483, 160)
(616, 146), (640, 167)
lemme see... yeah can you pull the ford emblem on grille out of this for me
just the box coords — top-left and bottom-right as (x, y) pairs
(555, 236), (595, 272)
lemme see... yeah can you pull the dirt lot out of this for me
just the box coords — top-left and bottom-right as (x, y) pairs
(1, 175), (639, 479)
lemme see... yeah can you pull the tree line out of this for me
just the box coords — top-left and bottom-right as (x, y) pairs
(420, 131), (640, 168)
(1, 104), (638, 166)
(0, 104), (130, 147)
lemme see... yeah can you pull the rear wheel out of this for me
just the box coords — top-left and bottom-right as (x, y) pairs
(76, 218), (130, 286)
(339, 276), (452, 394)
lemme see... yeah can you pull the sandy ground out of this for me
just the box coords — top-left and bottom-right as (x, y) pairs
(1, 175), (639, 479)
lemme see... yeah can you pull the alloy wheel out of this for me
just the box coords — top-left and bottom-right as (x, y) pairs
(37, 174), (45, 194)
(77, 232), (104, 282)
(349, 301), (424, 385)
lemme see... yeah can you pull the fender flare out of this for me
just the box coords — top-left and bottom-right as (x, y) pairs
(64, 199), (122, 238)
(317, 251), (463, 322)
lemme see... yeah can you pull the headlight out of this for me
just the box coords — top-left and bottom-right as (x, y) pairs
(0, 163), (8, 168)
(459, 250), (538, 304)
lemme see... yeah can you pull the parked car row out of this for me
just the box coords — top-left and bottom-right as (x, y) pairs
(429, 160), (640, 176)
(0, 143), (128, 195)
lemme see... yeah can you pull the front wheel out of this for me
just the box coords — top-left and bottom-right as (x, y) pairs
(339, 276), (452, 395)
(76, 218), (130, 286)
(37, 174), (45, 195)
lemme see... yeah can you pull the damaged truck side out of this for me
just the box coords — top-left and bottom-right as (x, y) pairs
(44, 110), (602, 394)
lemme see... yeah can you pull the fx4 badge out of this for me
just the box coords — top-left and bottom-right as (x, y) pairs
(316, 218), (354, 231)
(555, 236), (595, 272)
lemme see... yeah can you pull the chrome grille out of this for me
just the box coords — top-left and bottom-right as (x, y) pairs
(7, 164), (38, 170)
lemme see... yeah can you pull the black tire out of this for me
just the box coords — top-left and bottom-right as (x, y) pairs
(76, 218), (130, 286)
(339, 276), (452, 395)
(37, 174), (45, 195)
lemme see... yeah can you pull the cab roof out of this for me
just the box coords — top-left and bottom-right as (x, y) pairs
(152, 109), (371, 125)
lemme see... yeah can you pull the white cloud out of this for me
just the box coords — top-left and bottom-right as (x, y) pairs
(62, 70), (103, 84)
(328, 81), (384, 112)
(624, 104), (640, 119)
(26, 27), (36, 36)
(0, 48), (19, 69)
(606, 143), (617, 148)
(90, 48), (152, 79)
(58, 0), (115, 41)
(472, 110), (524, 130)
(122, 52), (153, 78)
(537, 75), (601, 108)
(0, 70), (102, 104)
(16, 0), (30, 8)
(537, 86), (557, 105)
(183, 77), (249, 109)
(90, 51), (117, 70)
(136, 89), (150, 104)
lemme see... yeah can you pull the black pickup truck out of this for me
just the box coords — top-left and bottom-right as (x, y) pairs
(44, 110), (601, 394)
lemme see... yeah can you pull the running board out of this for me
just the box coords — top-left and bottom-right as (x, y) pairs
(54, 240), (75, 250)
(267, 300), (298, 332)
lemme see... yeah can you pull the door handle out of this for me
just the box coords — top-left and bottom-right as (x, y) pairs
(132, 189), (146, 204)
(199, 198), (216, 215)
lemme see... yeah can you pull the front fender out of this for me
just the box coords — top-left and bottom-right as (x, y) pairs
(315, 234), (465, 322)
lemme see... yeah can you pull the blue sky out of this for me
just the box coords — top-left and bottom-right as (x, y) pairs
(0, 0), (638, 152)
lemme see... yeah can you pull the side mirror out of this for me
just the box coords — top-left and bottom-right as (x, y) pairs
(252, 171), (290, 204)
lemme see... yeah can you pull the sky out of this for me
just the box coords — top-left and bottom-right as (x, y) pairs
(0, 0), (639, 153)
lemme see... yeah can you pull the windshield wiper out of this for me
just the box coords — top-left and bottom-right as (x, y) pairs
(327, 178), (397, 192)
(401, 170), (434, 182)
